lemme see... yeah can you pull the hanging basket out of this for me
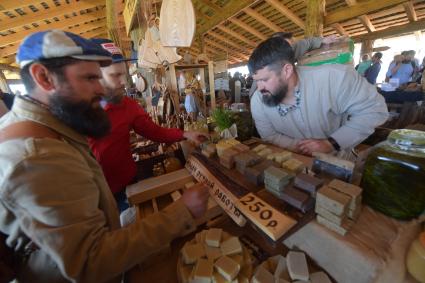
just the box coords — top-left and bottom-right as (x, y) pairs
(159, 0), (196, 47)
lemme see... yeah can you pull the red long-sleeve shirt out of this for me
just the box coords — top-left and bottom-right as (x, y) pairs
(88, 96), (184, 194)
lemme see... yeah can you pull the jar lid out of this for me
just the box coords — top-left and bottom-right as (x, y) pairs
(388, 129), (425, 146)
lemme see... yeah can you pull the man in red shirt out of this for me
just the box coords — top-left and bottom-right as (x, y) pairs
(89, 38), (206, 211)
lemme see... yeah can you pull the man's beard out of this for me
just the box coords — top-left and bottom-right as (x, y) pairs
(261, 82), (288, 107)
(49, 90), (111, 138)
(102, 86), (124, 104)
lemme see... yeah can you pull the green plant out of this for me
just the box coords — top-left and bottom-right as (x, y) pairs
(211, 108), (234, 132)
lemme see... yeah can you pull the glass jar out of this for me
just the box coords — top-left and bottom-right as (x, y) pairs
(406, 232), (425, 282)
(361, 129), (425, 220)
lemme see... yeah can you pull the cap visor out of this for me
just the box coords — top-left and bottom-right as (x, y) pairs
(71, 55), (112, 67)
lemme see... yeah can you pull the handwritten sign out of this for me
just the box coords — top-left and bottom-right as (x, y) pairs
(123, 0), (140, 35)
(186, 156), (247, 226)
(236, 193), (297, 241)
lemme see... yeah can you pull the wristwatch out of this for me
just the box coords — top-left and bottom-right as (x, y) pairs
(327, 137), (341, 151)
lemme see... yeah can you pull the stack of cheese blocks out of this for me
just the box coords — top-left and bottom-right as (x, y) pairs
(217, 139), (250, 169)
(264, 166), (294, 198)
(234, 151), (263, 174)
(315, 179), (363, 236)
(244, 160), (277, 186)
(180, 228), (251, 283)
(201, 141), (217, 158)
(251, 251), (332, 283)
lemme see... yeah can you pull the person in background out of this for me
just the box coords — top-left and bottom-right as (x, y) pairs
(355, 54), (372, 76)
(151, 79), (162, 117)
(249, 37), (388, 156)
(184, 88), (199, 121)
(249, 32), (340, 97)
(364, 52), (383, 85)
(385, 51), (414, 85)
(89, 38), (208, 211)
(0, 30), (209, 283)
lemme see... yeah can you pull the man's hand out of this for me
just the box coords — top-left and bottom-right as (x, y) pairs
(181, 183), (209, 218)
(296, 139), (334, 156)
(183, 131), (208, 145)
(322, 35), (340, 45)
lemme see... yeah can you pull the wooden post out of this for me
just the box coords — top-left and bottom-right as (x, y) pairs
(0, 71), (11, 93)
(199, 67), (207, 115)
(166, 64), (180, 114)
(360, 40), (374, 61)
(208, 61), (216, 110)
(305, 0), (325, 37)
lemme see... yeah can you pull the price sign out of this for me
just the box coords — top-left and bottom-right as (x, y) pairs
(236, 193), (297, 241)
(186, 156), (247, 227)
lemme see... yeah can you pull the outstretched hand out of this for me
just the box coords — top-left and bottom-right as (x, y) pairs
(181, 183), (209, 218)
(183, 131), (209, 145)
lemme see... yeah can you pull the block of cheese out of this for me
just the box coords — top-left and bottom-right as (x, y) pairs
(206, 228), (222, 248)
(316, 185), (351, 216)
(274, 255), (291, 281)
(310, 271), (332, 283)
(195, 230), (208, 244)
(282, 158), (306, 174)
(216, 141), (233, 157)
(204, 245), (222, 262)
(253, 144), (267, 152)
(220, 236), (242, 256)
(215, 256), (240, 281)
(281, 186), (314, 212)
(244, 160), (277, 186)
(202, 148), (216, 158)
(171, 190), (182, 201)
(276, 279), (291, 283)
(348, 205), (362, 220)
(179, 263), (192, 283)
(286, 251), (309, 281)
(193, 258), (214, 282)
(274, 151), (292, 163)
(316, 214), (353, 236)
(294, 173), (324, 197)
(182, 243), (205, 264)
(233, 143), (250, 153)
(258, 148), (273, 157)
(315, 204), (347, 226)
(252, 265), (275, 283)
(267, 254), (282, 273)
(234, 151), (263, 174)
(264, 166), (293, 189)
(185, 181), (195, 190)
(328, 179), (362, 209)
(229, 254), (244, 266)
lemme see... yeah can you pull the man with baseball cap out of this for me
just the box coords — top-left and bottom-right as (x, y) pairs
(0, 30), (208, 282)
(88, 38), (208, 211)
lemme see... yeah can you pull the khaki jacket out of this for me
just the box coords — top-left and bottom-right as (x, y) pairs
(0, 96), (195, 283)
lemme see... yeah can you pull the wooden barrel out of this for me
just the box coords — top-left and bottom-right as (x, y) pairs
(159, 0), (195, 47)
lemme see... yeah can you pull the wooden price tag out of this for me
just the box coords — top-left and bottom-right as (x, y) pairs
(186, 156), (247, 226)
(236, 193), (297, 241)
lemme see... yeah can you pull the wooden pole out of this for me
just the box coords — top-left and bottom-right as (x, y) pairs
(305, 0), (325, 37)
(360, 40), (374, 61)
(208, 61), (216, 110)
(0, 71), (11, 93)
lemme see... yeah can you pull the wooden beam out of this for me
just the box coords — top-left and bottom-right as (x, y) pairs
(0, 20), (106, 57)
(198, 0), (222, 13)
(230, 18), (267, 40)
(358, 15), (376, 32)
(352, 17), (425, 41)
(403, 1), (417, 22)
(207, 32), (251, 55)
(0, 0), (104, 32)
(0, 64), (19, 72)
(81, 28), (107, 39)
(325, 0), (407, 25)
(196, 0), (258, 35)
(204, 38), (247, 61)
(264, 0), (305, 30)
(331, 23), (349, 36)
(0, 0), (43, 11)
(345, 0), (357, 6)
(0, 10), (105, 48)
(305, 0), (325, 36)
(217, 26), (257, 47)
(244, 8), (281, 33)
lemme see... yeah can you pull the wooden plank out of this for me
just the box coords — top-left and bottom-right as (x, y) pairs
(208, 61), (216, 109)
(403, 1), (418, 22)
(196, 0), (258, 35)
(325, 0), (408, 25)
(230, 18), (267, 40)
(80, 28), (107, 39)
(305, 0), (325, 36)
(208, 32), (252, 54)
(198, 0), (222, 13)
(236, 193), (297, 241)
(331, 23), (349, 36)
(0, 20), (106, 58)
(123, 0), (140, 35)
(345, 0), (357, 5)
(0, 10), (105, 48)
(352, 17), (425, 41)
(0, 0), (104, 32)
(152, 198), (159, 213)
(126, 169), (194, 205)
(265, 0), (305, 30)
(358, 15), (376, 32)
(217, 26), (258, 47)
(244, 8), (282, 33)
(204, 38), (248, 60)
(0, 0), (43, 11)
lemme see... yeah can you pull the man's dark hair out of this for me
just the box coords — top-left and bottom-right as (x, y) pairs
(374, 52), (383, 60)
(271, 32), (293, 40)
(248, 36), (295, 74)
(20, 57), (82, 93)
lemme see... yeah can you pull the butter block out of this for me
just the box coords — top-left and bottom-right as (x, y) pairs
(286, 251), (309, 281)
(220, 236), (242, 256)
(252, 265), (275, 283)
(182, 243), (205, 264)
(215, 256), (240, 281)
(328, 179), (362, 210)
(193, 258), (214, 283)
(316, 185), (351, 216)
(294, 173), (324, 197)
(310, 271), (332, 283)
(206, 228), (222, 248)
(316, 214), (352, 236)
(281, 158), (306, 174)
(315, 204), (347, 226)
(205, 245), (222, 262)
